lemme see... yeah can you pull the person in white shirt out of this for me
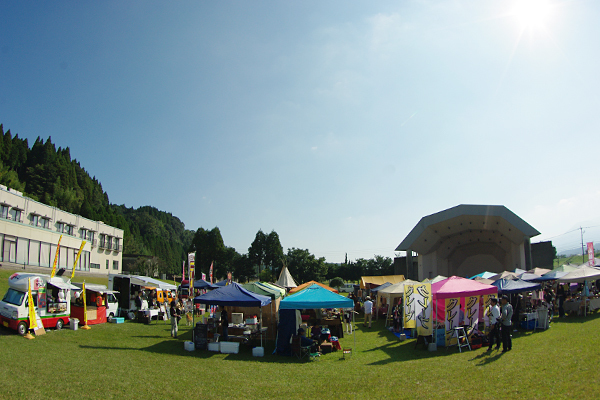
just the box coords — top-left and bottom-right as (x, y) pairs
(364, 296), (373, 328)
(487, 297), (501, 351)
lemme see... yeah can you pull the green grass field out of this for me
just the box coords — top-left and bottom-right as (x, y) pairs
(1, 269), (599, 399)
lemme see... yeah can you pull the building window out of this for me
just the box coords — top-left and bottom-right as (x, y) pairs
(65, 225), (74, 236)
(13, 209), (21, 222)
(112, 261), (118, 270)
(114, 238), (120, 252)
(106, 236), (113, 250)
(80, 228), (87, 239)
(99, 234), (106, 248)
(30, 214), (39, 226)
(41, 218), (50, 229)
(90, 263), (100, 269)
(106, 260), (109, 269)
(1, 205), (9, 219)
(87, 231), (94, 242)
(57, 222), (64, 233)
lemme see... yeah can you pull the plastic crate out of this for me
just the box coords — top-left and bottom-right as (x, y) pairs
(252, 347), (264, 357)
(220, 341), (239, 354)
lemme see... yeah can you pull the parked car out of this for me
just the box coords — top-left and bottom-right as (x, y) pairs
(338, 283), (355, 293)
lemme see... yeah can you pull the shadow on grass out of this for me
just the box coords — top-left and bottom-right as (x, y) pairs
(468, 348), (505, 365)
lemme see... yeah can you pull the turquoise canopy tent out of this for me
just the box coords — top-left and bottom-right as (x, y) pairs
(280, 283), (354, 309)
(279, 284), (356, 353)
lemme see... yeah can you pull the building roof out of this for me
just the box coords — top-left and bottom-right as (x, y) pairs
(395, 204), (540, 256)
(360, 275), (405, 289)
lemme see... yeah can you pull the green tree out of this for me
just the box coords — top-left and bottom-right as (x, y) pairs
(329, 277), (344, 290)
(286, 248), (328, 283)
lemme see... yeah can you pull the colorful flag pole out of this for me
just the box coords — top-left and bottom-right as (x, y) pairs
(182, 260), (185, 283)
(209, 261), (213, 284)
(50, 235), (63, 278)
(81, 281), (91, 330)
(24, 278), (37, 339)
(71, 241), (87, 280)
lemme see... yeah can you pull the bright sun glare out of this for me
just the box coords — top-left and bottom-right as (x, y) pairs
(513, 0), (554, 30)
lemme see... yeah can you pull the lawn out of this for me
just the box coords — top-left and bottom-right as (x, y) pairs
(1, 269), (599, 399)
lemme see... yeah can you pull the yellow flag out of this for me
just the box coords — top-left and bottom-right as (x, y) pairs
(28, 278), (38, 331)
(50, 235), (63, 278)
(82, 282), (88, 326)
(71, 241), (87, 279)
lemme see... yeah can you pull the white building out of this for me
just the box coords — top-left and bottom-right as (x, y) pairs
(395, 204), (541, 281)
(0, 184), (123, 275)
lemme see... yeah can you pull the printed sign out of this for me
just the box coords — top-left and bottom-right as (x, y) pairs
(414, 284), (432, 336)
(464, 296), (479, 337)
(403, 285), (415, 329)
(445, 298), (460, 346)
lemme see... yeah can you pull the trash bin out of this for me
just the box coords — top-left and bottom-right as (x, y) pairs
(70, 318), (79, 330)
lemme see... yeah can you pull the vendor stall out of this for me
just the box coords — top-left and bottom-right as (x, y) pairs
(193, 282), (271, 349)
(277, 284), (355, 356)
(71, 283), (119, 325)
(431, 276), (498, 347)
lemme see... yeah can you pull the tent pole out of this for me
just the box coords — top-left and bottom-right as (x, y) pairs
(353, 309), (356, 352)
(260, 307), (263, 348)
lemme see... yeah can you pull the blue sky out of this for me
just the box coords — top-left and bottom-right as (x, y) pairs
(1, 1), (599, 262)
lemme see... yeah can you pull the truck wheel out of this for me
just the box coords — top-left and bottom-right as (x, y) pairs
(107, 313), (114, 323)
(56, 319), (64, 330)
(17, 321), (28, 336)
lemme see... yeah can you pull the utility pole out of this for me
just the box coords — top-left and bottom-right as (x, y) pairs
(580, 227), (585, 263)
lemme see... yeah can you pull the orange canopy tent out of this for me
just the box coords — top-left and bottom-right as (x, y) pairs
(288, 280), (339, 294)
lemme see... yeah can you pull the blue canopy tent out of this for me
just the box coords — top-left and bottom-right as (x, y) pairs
(370, 282), (392, 293)
(214, 280), (228, 287)
(193, 282), (271, 347)
(277, 284), (355, 355)
(180, 279), (217, 290)
(492, 278), (541, 294)
(519, 272), (544, 281)
(537, 270), (569, 281)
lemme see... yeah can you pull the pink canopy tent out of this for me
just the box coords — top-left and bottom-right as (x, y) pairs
(432, 276), (498, 322)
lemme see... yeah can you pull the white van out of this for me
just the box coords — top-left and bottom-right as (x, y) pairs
(0, 272), (78, 335)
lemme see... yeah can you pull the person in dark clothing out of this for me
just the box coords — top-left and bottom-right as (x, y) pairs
(557, 284), (566, 318)
(135, 292), (142, 309)
(221, 306), (229, 342)
(487, 298), (501, 351)
(170, 299), (178, 338)
(500, 295), (513, 352)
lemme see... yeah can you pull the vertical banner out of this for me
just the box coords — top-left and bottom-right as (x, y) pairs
(464, 296), (479, 337)
(482, 295), (491, 329)
(445, 298), (460, 346)
(209, 261), (213, 284)
(414, 283), (432, 336)
(587, 242), (595, 266)
(50, 235), (63, 278)
(71, 241), (87, 279)
(201, 273), (206, 281)
(182, 260), (185, 281)
(83, 282), (88, 326)
(188, 253), (195, 296)
(403, 285), (415, 329)
(28, 278), (38, 331)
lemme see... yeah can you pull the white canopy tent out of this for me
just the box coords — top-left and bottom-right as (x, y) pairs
(377, 279), (420, 326)
(276, 266), (297, 288)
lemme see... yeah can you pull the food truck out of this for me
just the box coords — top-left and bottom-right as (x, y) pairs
(0, 272), (78, 335)
(108, 274), (177, 318)
(71, 283), (119, 324)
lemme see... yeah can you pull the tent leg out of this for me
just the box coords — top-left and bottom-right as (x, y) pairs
(260, 308), (263, 348)
(353, 311), (356, 352)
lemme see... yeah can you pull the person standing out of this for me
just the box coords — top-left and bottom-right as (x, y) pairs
(487, 298), (501, 351)
(557, 284), (566, 318)
(170, 299), (178, 338)
(364, 296), (373, 328)
(500, 295), (513, 352)
(221, 306), (229, 342)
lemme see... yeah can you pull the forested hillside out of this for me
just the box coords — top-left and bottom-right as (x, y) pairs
(0, 124), (194, 274)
